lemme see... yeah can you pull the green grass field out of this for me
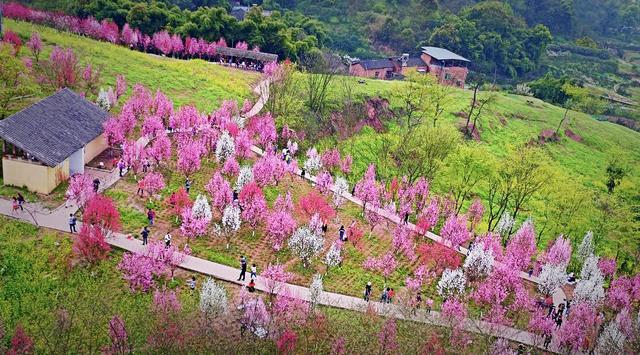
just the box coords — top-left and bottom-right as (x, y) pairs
(6, 19), (260, 113)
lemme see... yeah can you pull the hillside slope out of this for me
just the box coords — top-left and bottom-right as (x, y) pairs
(6, 19), (260, 112)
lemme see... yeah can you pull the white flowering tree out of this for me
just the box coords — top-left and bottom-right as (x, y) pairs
(303, 149), (322, 175)
(574, 254), (605, 305)
(577, 231), (595, 261)
(215, 130), (235, 163)
(309, 273), (323, 309)
(288, 227), (324, 268)
(495, 212), (515, 238)
(332, 177), (348, 208)
(235, 165), (253, 191)
(463, 243), (494, 279)
(215, 205), (241, 249)
(192, 194), (213, 222)
(97, 88), (111, 111)
(324, 241), (342, 270)
(537, 263), (567, 296)
(200, 277), (228, 317)
(437, 268), (466, 298)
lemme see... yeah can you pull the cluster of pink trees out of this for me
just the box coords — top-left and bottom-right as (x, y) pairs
(3, 2), (269, 66)
(118, 242), (187, 292)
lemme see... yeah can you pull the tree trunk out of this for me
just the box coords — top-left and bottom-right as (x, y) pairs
(556, 107), (569, 134)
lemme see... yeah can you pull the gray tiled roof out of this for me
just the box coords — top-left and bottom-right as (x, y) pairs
(421, 46), (470, 62)
(405, 57), (426, 67)
(358, 59), (394, 70)
(0, 88), (108, 167)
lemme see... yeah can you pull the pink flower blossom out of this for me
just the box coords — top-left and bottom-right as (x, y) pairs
(597, 257), (616, 278)
(440, 214), (470, 249)
(363, 252), (397, 280)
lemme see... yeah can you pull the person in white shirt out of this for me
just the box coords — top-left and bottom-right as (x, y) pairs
(164, 233), (172, 247)
(250, 264), (257, 279)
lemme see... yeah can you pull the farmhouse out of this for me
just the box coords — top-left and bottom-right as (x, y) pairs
(0, 89), (109, 194)
(348, 46), (470, 87)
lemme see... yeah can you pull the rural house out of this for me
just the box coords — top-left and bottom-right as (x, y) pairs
(348, 46), (470, 87)
(0, 89), (109, 194)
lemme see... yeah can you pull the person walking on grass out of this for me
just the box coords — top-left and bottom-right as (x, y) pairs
(164, 232), (172, 247)
(147, 208), (155, 225)
(185, 178), (192, 194)
(137, 179), (145, 197)
(69, 213), (77, 233)
(141, 226), (149, 245)
(238, 255), (247, 281)
(17, 193), (25, 211)
(364, 282), (372, 302)
(117, 160), (125, 177)
(338, 225), (346, 241)
(250, 263), (257, 279)
(187, 276), (196, 291)
(387, 288), (395, 304)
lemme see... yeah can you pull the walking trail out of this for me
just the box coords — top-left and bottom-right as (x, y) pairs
(0, 78), (564, 352)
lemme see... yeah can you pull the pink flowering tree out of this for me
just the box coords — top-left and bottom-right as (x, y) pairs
(392, 224), (417, 261)
(598, 257), (617, 278)
(315, 171), (333, 195)
(528, 309), (555, 347)
(152, 31), (172, 55)
(142, 114), (165, 138)
(235, 41), (249, 50)
(467, 198), (484, 231)
(239, 182), (267, 234)
(262, 263), (292, 296)
(267, 210), (298, 252)
(250, 113), (277, 149)
(115, 74), (127, 100)
(504, 220), (537, 271)
(543, 234), (572, 267)
(378, 319), (398, 354)
(416, 199), (439, 234)
(205, 171), (233, 215)
(180, 208), (210, 240)
(146, 133), (172, 165)
(65, 173), (96, 209)
(440, 214), (470, 250)
(103, 315), (132, 354)
(321, 149), (341, 172)
(26, 31), (42, 61)
(177, 140), (203, 177)
(556, 302), (603, 353)
(354, 164), (380, 215)
(253, 151), (286, 186)
(340, 155), (352, 176)
(140, 172), (165, 197)
(73, 224), (111, 264)
(235, 130), (253, 159)
(363, 252), (398, 284)
(171, 34), (183, 56)
(440, 297), (468, 326)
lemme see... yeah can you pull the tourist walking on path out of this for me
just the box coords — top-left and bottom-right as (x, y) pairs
(238, 255), (247, 281)
(414, 293), (422, 315)
(380, 288), (389, 303)
(68, 213), (77, 233)
(248, 279), (256, 292)
(137, 179), (145, 197)
(364, 282), (372, 302)
(93, 178), (101, 192)
(141, 226), (149, 245)
(164, 232), (172, 247)
(388, 288), (395, 304)
(250, 263), (257, 279)
(118, 160), (125, 177)
(12, 197), (20, 213)
(338, 225), (346, 241)
(17, 193), (25, 211)
(426, 298), (433, 314)
(185, 178), (192, 194)
(147, 208), (155, 225)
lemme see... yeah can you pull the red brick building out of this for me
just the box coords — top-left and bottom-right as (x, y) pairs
(348, 47), (470, 88)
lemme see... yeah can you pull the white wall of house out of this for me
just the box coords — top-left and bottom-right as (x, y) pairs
(69, 147), (84, 175)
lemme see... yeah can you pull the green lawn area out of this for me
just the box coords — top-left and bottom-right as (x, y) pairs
(5, 19), (260, 113)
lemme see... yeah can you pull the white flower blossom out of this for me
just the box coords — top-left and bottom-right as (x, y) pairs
(333, 177), (348, 207)
(222, 205), (241, 234)
(215, 130), (235, 163)
(192, 194), (213, 221)
(578, 231), (595, 260)
(288, 227), (324, 267)
(495, 212), (515, 237)
(574, 254), (605, 305)
(235, 165), (253, 191)
(537, 263), (567, 296)
(303, 148), (322, 175)
(97, 88), (111, 111)
(463, 242), (494, 279)
(437, 268), (466, 298)
(310, 273), (323, 307)
(324, 241), (342, 268)
(200, 277), (228, 316)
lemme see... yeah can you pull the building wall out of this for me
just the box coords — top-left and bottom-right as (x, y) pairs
(2, 157), (69, 194)
(349, 64), (393, 79)
(420, 53), (469, 88)
(84, 133), (107, 164)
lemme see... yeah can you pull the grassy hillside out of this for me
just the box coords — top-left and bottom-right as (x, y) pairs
(6, 19), (260, 113)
